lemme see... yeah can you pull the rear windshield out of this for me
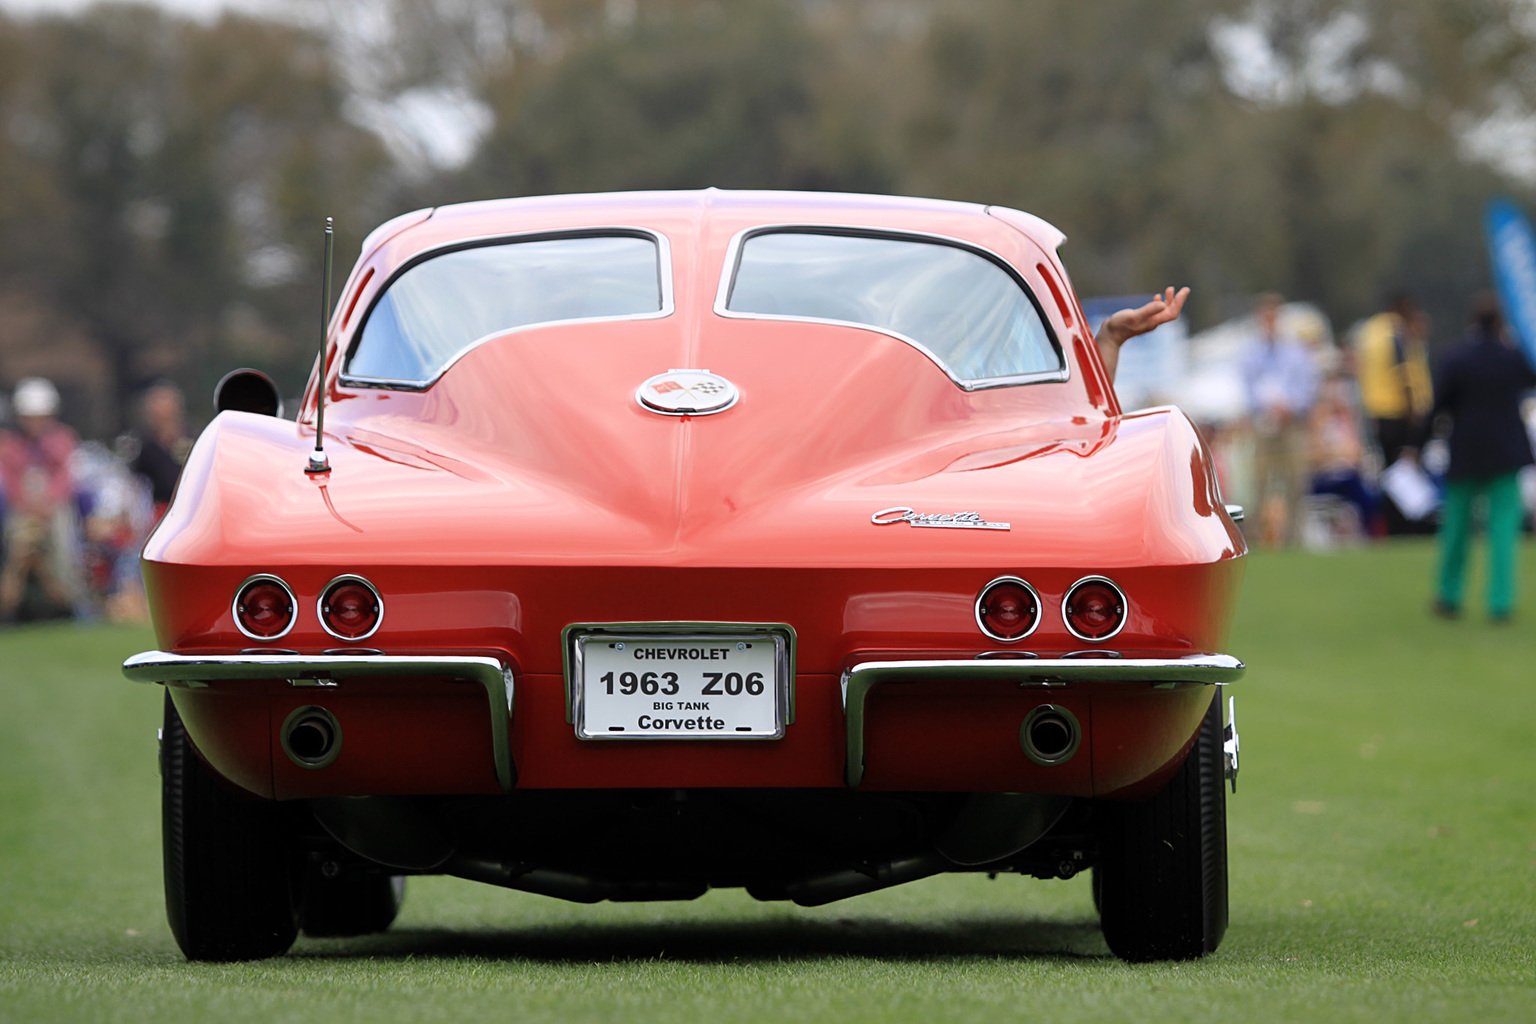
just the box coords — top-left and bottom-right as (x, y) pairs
(724, 231), (1061, 384)
(347, 233), (663, 383)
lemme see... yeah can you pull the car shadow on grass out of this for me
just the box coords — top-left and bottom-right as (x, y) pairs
(294, 916), (1111, 964)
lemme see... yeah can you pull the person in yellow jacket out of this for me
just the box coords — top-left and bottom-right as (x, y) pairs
(1356, 293), (1434, 465)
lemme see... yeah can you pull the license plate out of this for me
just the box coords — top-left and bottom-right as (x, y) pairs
(573, 633), (787, 740)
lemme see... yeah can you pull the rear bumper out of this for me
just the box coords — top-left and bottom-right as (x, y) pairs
(124, 650), (1241, 797)
(122, 651), (516, 790)
(840, 654), (1244, 786)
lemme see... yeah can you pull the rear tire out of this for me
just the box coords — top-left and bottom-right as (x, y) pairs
(298, 864), (405, 938)
(162, 691), (297, 961)
(1095, 691), (1228, 962)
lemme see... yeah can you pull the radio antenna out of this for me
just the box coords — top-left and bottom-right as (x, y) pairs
(306, 216), (335, 474)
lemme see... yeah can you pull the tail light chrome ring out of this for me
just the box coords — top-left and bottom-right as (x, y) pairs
(232, 573), (297, 641)
(1061, 575), (1128, 643)
(317, 574), (384, 642)
(974, 575), (1043, 643)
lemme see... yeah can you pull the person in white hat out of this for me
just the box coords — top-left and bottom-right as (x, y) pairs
(1, 378), (81, 620)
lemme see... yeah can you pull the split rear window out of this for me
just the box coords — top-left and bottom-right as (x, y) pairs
(347, 226), (1061, 389)
(347, 233), (663, 384)
(724, 230), (1062, 384)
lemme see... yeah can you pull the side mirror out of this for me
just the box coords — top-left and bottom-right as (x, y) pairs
(213, 368), (284, 418)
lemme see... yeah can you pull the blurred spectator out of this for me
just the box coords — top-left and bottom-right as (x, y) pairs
(0, 378), (81, 621)
(1293, 306), (1341, 376)
(74, 440), (155, 623)
(1241, 293), (1319, 546)
(1356, 292), (1434, 531)
(1415, 294), (1536, 622)
(129, 382), (192, 517)
(1306, 369), (1376, 543)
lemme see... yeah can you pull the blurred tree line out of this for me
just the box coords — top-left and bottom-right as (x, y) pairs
(1, 0), (1533, 435)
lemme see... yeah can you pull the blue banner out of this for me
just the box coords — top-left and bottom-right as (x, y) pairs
(1485, 198), (1536, 369)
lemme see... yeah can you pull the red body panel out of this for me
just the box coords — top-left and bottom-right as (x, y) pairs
(141, 190), (1244, 799)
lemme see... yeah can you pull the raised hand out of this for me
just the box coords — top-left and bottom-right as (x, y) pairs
(1095, 286), (1190, 383)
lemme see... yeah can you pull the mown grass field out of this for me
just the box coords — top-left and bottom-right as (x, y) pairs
(2, 541), (1534, 1022)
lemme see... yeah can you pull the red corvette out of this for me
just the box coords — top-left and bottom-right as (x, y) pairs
(124, 189), (1245, 963)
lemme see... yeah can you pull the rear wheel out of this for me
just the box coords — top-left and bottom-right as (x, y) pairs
(162, 691), (297, 961)
(297, 862), (405, 938)
(1095, 691), (1228, 962)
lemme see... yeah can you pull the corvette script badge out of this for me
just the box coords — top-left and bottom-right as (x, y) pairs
(636, 369), (739, 416)
(871, 507), (1011, 531)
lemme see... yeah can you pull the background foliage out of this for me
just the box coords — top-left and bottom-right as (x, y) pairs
(2, 0), (1535, 431)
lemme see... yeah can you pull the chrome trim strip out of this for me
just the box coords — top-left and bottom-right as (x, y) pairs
(1221, 687), (1240, 792)
(122, 651), (516, 790)
(336, 226), (675, 392)
(838, 653), (1245, 787)
(316, 574), (384, 642)
(1061, 575), (1129, 643)
(973, 575), (1043, 643)
(1225, 503), (1245, 523)
(711, 224), (1070, 392)
(232, 574), (297, 642)
(561, 621), (797, 726)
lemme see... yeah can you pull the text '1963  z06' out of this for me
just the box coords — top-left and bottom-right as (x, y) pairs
(125, 189), (1246, 963)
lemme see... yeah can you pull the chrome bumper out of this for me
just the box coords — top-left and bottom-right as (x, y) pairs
(839, 653), (1245, 787)
(121, 651), (516, 790)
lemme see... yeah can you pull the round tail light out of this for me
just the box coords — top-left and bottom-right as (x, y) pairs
(319, 576), (382, 640)
(976, 577), (1041, 642)
(1063, 577), (1126, 641)
(234, 576), (295, 639)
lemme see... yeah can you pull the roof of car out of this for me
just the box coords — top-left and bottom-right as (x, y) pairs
(359, 188), (1067, 269)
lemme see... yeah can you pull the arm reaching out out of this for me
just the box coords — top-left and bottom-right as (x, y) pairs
(1094, 286), (1189, 383)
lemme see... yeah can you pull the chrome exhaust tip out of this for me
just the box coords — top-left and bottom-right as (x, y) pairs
(282, 705), (342, 769)
(1020, 704), (1080, 766)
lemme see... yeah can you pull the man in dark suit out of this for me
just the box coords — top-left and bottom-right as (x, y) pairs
(1415, 293), (1536, 621)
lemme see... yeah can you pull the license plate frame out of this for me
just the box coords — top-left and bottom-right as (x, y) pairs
(566, 624), (795, 741)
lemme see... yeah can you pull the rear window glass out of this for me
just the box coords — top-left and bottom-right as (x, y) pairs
(347, 233), (663, 383)
(724, 231), (1061, 384)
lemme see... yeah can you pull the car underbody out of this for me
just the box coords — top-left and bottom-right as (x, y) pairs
(296, 788), (1097, 906)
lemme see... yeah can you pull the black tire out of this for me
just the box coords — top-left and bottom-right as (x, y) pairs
(1095, 691), (1228, 962)
(298, 864), (405, 938)
(162, 691), (298, 961)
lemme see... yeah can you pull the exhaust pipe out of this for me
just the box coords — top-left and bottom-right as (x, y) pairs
(1020, 704), (1080, 766)
(444, 855), (708, 903)
(282, 705), (342, 768)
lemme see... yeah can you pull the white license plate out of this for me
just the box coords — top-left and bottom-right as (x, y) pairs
(573, 634), (786, 740)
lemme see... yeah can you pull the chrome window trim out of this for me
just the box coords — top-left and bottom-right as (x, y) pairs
(712, 224), (1070, 392)
(316, 574), (384, 642)
(974, 575), (1043, 642)
(122, 650), (517, 790)
(338, 226), (675, 392)
(232, 573), (297, 642)
(1061, 575), (1129, 643)
(838, 652), (1245, 787)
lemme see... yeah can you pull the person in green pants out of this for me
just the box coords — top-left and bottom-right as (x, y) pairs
(1411, 295), (1536, 621)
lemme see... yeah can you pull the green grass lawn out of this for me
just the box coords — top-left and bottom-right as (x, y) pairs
(2, 541), (1534, 1022)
